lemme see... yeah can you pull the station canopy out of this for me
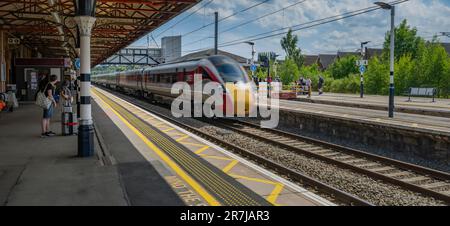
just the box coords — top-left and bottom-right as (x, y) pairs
(0, 0), (200, 66)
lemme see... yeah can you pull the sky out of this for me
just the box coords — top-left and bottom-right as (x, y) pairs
(130, 0), (450, 59)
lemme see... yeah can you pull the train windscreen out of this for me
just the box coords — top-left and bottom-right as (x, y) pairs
(209, 56), (248, 83)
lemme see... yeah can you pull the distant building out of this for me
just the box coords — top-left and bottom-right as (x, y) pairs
(365, 48), (383, 59)
(161, 36), (182, 63)
(303, 55), (320, 67)
(337, 51), (359, 59)
(440, 43), (450, 56)
(318, 54), (338, 70)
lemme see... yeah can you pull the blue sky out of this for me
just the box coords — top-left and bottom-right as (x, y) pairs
(130, 0), (450, 59)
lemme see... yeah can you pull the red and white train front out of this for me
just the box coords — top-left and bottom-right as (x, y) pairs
(93, 55), (255, 116)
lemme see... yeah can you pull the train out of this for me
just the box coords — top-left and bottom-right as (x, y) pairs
(92, 55), (256, 116)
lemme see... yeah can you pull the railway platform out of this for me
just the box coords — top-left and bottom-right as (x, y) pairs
(91, 87), (333, 206)
(295, 92), (450, 117)
(274, 98), (450, 169)
(0, 88), (334, 206)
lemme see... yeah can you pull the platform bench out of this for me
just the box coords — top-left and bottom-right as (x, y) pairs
(406, 87), (437, 102)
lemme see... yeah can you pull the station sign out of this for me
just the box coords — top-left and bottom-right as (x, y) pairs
(8, 38), (20, 45)
(74, 58), (81, 70)
(250, 64), (257, 72)
(359, 65), (366, 73)
(356, 60), (368, 66)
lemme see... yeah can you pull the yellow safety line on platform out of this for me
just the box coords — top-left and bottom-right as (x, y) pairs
(222, 160), (239, 173)
(163, 128), (176, 132)
(182, 142), (208, 148)
(230, 174), (283, 206)
(195, 146), (211, 155)
(92, 89), (221, 206)
(176, 135), (190, 142)
(198, 154), (234, 161)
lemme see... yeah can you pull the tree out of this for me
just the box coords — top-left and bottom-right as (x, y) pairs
(327, 55), (359, 79)
(365, 57), (389, 95)
(383, 19), (425, 61)
(278, 58), (299, 84)
(416, 40), (450, 97)
(281, 29), (304, 68)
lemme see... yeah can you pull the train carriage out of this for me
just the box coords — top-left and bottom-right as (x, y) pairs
(93, 55), (255, 116)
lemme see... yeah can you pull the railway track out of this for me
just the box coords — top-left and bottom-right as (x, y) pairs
(94, 86), (373, 206)
(214, 119), (450, 204)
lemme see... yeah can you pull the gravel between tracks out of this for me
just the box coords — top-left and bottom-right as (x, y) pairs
(102, 88), (447, 206)
(197, 126), (445, 206)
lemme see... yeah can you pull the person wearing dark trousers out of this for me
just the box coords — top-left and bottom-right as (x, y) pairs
(41, 75), (58, 138)
(318, 76), (325, 95)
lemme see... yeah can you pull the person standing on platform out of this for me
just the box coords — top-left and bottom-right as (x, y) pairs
(318, 75), (325, 95)
(41, 75), (58, 138)
(306, 77), (312, 98)
(60, 76), (73, 110)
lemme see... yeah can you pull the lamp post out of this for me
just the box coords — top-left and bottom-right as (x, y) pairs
(360, 41), (370, 98)
(375, 1), (395, 118)
(245, 41), (256, 82)
(74, 0), (96, 157)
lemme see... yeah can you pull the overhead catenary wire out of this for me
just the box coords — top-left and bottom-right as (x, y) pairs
(153, 0), (215, 39)
(181, 0), (409, 54)
(182, 0), (309, 48)
(181, 0), (271, 38)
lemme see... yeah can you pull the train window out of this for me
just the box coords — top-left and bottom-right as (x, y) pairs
(165, 74), (171, 83)
(209, 56), (248, 83)
(156, 74), (161, 83)
(172, 74), (178, 83)
(202, 71), (211, 81)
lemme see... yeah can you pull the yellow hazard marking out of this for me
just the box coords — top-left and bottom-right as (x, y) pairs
(195, 146), (211, 155)
(92, 88), (221, 206)
(267, 184), (284, 206)
(223, 160), (239, 173)
(176, 135), (190, 142)
(162, 128), (176, 132)
(181, 142), (208, 148)
(198, 154), (234, 161)
(229, 174), (283, 206)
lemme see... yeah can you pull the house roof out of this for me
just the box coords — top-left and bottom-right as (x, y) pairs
(337, 51), (359, 58)
(365, 48), (383, 59)
(440, 43), (450, 56)
(318, 54), (337, 69)
(303, 55), (319, 66)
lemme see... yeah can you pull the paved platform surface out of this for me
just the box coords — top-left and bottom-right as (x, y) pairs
(279, 97), (450, 136)
(0, 103), (128, 206)
(0, 102), (184, 206)
(296, 92), (450, 117)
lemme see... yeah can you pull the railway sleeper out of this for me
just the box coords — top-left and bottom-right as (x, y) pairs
(384, 171), (413, 178)
(400, 176), (430, 183)
(421, 182), (450, 190)
(369, 167), (396, 173)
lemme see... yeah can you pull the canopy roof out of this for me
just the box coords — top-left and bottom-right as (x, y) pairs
(0, 0), (200, 66)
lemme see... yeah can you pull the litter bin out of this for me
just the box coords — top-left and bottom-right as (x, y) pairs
(61, 104), (76, 136)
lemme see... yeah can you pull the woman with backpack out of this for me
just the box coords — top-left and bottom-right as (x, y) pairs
(40, 75), (58, 138)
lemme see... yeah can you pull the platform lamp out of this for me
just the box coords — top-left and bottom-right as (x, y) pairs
(245, 42), (256, 82)
(74, 0), (97, 157)
(375, 1), (395, 118)
(360, 41), (370, 98)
